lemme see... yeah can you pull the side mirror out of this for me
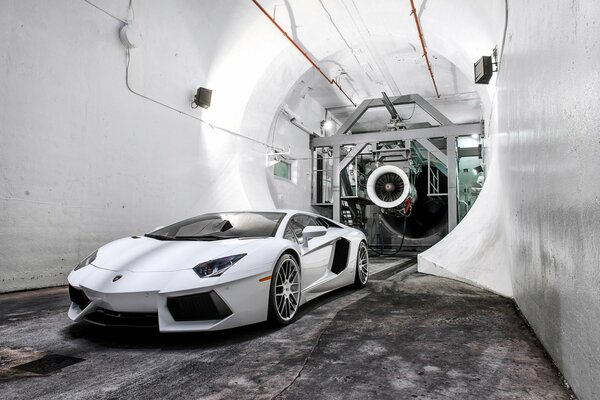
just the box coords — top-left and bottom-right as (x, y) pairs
(302, 226), (327, 247)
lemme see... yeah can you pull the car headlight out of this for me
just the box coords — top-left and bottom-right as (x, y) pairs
(74, 250), (97, 271)
(193, 254), (246, 278)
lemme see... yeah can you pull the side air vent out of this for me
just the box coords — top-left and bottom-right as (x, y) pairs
(331, 239), (350, 274)
(167, 291), (232, 321)
(69, 285), (91, 310)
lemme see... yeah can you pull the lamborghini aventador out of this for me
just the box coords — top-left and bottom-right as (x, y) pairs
(67, 210), (369, 331)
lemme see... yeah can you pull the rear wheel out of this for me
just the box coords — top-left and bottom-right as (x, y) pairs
(353, 242), (369, 288)
(268, 254), (301, 326)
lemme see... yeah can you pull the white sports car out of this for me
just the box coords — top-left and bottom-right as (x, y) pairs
(67, 210), (369, 332)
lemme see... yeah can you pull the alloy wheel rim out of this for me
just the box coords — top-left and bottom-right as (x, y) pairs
(358, 245), (369, 284)
(275, 258), (300, 321)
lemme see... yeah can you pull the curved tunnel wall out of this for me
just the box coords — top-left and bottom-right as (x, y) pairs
(0, 0), (280, 292)
(3, 2), (599, 397)
(419, 1), (600, 398)
(0, 0), (506, 291)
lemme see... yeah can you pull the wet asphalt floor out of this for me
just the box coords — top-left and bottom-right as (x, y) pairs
(0, 257), (574, 399)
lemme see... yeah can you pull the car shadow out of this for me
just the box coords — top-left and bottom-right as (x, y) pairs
(63, 286), (361, 350)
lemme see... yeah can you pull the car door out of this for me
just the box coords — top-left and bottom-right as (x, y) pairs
(285, 215), (336, 293)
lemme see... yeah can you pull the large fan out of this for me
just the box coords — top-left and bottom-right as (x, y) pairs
(366, 165), (412, 209)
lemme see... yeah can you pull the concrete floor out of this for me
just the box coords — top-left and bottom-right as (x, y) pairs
(0, 258), (574, 399)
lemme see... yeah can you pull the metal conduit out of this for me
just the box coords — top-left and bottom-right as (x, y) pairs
(409, 0), (440, 98)
(251, 0), (356, 106)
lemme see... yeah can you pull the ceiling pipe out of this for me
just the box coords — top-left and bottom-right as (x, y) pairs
(409, 0), (440, 98)
(251, 0), (357, 106)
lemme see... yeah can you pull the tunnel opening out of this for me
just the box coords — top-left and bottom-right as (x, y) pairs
(380, 166), (448, 240)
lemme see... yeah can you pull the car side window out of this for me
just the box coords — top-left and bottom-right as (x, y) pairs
(306, 216), (319, 227)
(283, 225), (296, 241)
(289, 220), (305, 244)
(285, 215), (320, 244)
(316, 217), (330, 228)
(295, 215), (319, 228)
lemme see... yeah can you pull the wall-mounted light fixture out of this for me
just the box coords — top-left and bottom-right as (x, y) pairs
(474, 47), (498, 84)
(192, 87), (212, 109)
(321, 120), (334, 132)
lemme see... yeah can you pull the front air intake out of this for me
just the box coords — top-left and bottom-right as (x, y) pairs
(167, 291), (233, 321)
(69, 285), (91, 310)
(84, 308), (158, 327)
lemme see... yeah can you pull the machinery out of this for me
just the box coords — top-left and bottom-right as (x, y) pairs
(367, 165), (416, 211)
(310, 93), (482, 252)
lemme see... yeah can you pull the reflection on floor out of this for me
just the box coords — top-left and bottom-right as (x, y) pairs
(0, 258), (573, 399)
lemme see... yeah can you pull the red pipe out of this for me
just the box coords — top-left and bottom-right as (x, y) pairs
(251, 0), (356, 106)
(409, 0), (440, 98)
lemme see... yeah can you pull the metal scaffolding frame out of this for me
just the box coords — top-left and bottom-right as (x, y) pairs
(310, 94), (480, 233)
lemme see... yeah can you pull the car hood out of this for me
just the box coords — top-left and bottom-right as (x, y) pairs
(91, 236), (263, 273)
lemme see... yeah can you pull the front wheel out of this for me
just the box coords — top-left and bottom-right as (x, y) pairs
(268, 254), (301, 326)
(353, 242), (369, 288)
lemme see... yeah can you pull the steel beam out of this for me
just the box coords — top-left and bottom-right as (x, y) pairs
(416, 138), (448, 167)
(334, 99), (373, 136)
(457, 146), (481, 158)
(411, 94), (453, 126)
(361, 94), (417, 108)
(339, 143), (368, 171)
(446, 136), (458, 232)
(332, 145), (341, 222)
(332, 94), (453, 135)
(311, 123), (479, 148)
(381, 92), (401, 120)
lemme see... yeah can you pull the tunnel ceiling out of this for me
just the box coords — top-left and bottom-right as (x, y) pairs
(248, 0), (504, 126)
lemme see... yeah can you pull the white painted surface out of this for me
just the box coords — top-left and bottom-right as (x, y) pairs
(0, 0), (279, 291)
(418, 134), (512, 297)
(1, 0), (500, 291)
(3, 1), (598, 395)
(419, 1), (600, 398)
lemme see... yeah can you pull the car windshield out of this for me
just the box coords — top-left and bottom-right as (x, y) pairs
(145, 212), (286, 241)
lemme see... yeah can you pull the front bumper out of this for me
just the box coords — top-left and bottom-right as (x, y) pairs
(67, 264), (272, 332)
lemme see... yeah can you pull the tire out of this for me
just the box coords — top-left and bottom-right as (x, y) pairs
(353, 242), (369, 288)
(268, 254), (301, 326)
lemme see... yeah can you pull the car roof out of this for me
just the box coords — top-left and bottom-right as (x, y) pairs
(199, 209), (340, 224)
(204, 209), (318, 217)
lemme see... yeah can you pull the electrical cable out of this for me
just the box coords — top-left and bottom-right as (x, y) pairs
(84, 0), (275, 150)
(484, 0), (509, 126)
(317, 0), (371, 85)
(498, 0), (509, 70)
(400, 103), (417, 121)
(251, 0), (356, 106)
(124, 48), (271, 149)
(408, 0), (440, 98)
(367, 213), (407, 257)
(83, 0), (127, 23)
(128, 0), (135, 21)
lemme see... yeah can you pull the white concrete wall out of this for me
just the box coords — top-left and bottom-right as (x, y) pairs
(421, 1), (600, 398)
(0, 0), (277, 292)
(240, 50), (325, 213)
(499, 2), (600, 398)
